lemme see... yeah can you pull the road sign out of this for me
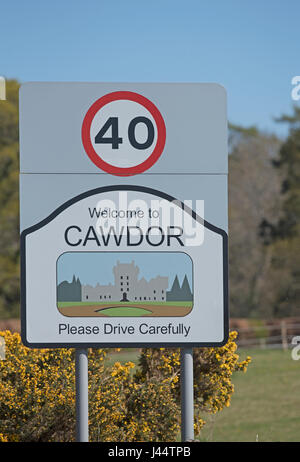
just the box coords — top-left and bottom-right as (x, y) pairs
(20, 82), (228, 348)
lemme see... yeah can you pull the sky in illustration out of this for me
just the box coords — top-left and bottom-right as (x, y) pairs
(57, 252), (193, 291)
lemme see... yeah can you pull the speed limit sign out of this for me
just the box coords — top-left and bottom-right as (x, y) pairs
(81, 91), (166, 176)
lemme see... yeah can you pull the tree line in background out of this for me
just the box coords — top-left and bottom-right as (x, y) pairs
(0, 80), (298, 319)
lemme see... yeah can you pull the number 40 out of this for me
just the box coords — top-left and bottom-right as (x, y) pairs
(95, 116), (155, 150)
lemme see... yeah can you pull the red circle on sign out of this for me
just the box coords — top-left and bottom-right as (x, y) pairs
(81, 91), (166, 176)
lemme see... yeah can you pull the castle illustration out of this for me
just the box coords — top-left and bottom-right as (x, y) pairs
(82, 260), (168, 302)
(57, 260), (193, 303)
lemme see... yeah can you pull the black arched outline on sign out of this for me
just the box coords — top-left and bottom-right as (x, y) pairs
(21, 185), (228, 349)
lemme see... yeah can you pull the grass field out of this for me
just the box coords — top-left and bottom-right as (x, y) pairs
(200, 348), (300, 442)
(106, 347), (300, 442)
(105, 349), (140, 367)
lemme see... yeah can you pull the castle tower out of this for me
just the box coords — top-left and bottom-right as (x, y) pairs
(113, 260), (139, 301)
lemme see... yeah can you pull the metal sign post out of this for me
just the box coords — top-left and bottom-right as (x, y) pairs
(180, 347), (194, 441)
(75, 348), (89, 442)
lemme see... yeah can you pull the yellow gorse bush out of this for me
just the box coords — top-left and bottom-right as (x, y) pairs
(0, 330), (250, 442)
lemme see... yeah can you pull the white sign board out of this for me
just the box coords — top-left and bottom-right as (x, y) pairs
(20, 83), (228, 348)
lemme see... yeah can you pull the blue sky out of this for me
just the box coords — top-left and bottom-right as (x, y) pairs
(1, 0), (299, 135)
(57, 252), (193, 291)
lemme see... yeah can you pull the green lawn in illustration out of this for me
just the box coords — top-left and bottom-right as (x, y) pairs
(95, 307), (152, 316)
